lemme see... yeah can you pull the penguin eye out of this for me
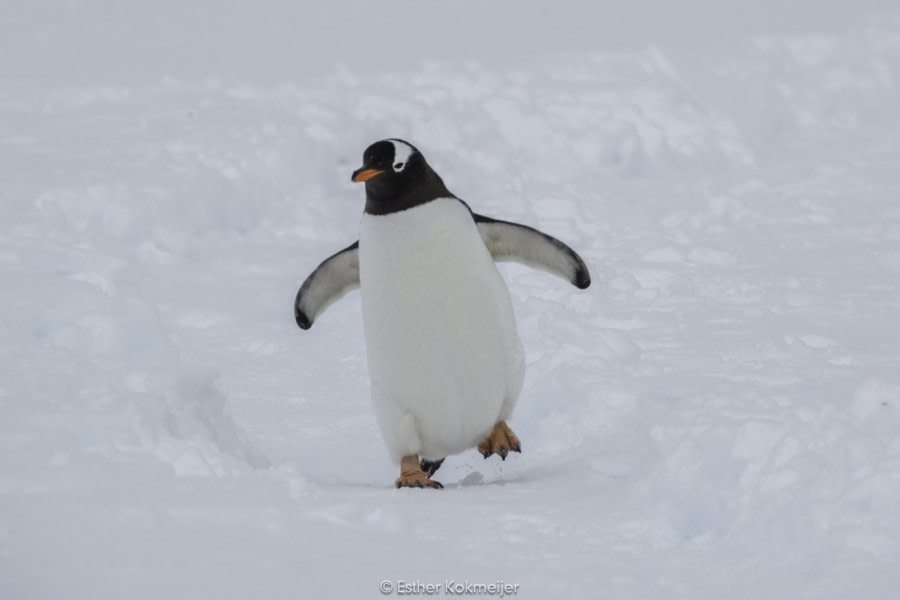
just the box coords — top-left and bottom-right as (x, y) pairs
(393, 162), (405, 171)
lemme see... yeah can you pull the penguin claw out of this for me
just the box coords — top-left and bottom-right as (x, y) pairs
(395, 476), (443, 489)
(477, 421), (521, 462)
(396, 456), (444, 489)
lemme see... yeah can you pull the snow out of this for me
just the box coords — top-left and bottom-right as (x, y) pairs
(3, 1), (900, 599)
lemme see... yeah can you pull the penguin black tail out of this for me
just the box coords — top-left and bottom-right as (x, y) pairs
(420, 458), (445, 478)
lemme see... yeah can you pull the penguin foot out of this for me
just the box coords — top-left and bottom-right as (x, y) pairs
(396, 455), (444, 489)
(420, 458), (445, 478)
(477, 421), (522, 460)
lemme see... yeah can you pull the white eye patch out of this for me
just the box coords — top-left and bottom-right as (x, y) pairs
(388, 139), (415, 172)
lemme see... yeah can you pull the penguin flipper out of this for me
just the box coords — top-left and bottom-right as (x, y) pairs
(294, 241), (360, 330)
(474, 214), (591, 289)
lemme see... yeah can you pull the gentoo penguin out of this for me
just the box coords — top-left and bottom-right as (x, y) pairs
(295, 139), (590, 489)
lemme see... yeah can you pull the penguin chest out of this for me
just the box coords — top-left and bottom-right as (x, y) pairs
(358, 199), (522, 438)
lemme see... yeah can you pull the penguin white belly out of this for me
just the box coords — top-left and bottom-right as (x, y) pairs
(359, 198), (524, 462)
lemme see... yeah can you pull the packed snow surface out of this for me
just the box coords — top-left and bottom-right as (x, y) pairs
(2, 2), (900, 599)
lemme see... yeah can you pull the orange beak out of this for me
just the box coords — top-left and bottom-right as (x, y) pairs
(351, 168), (383, 183)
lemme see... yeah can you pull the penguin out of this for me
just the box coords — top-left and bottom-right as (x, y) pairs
(294, 139), (590, 489)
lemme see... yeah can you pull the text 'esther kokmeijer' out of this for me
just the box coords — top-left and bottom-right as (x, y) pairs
(380, 580), (520, 596)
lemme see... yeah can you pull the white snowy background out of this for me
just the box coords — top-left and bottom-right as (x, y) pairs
(2, 1), (900, 598)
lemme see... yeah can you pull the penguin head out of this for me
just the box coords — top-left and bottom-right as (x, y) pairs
(351, 139), (423, 186)
(352, 139), (452, 215)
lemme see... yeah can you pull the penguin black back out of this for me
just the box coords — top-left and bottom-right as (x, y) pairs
(351, 139), (454, 216)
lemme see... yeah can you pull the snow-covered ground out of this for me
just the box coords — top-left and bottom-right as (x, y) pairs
(3, 2), (900, 598)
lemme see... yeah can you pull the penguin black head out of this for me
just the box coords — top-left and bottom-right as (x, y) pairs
(352, 139), (454, 215)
